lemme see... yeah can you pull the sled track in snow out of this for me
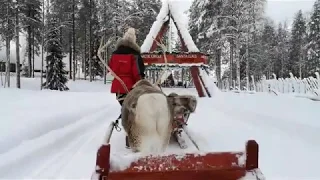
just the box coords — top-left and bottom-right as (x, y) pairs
(0, 105), (116, 179)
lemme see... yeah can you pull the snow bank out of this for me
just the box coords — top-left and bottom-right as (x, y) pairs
(199, 68), (220, 96)
(141, 0), (200, 53)
(0, 89), (110, 154)
(0, 77), (116, 155)
(141, 0), (169, 53)
(215, 92), (320, 129)
(0, 105), (109, 170)
(168, 1), (200, 52)
(1, 76), (320, 179)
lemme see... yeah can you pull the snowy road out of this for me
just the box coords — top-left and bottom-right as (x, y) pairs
(0, 105), (116, 179)
(1, 80), (320, 179)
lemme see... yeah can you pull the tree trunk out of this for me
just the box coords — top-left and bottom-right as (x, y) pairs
(84, 21), (87, 80)
(103, 0), (107, 84)
(103, 31), (107, 84)
(45, 0), (49, 85)
(32, 31), (35, 78)
(72, 0), (76, 81)
(5, 0), (10, 88)
(16, 2), (21, 88)
(229, 39), (234, 88)
(246, 35), (249, 90)
(236, 38), (241, 89)
(216, 48), (221, 89)
(5, 38), (10, 88)
(40, 0), (45, 90)
(89, 0), (92, 82)
(28, 26), (32, 77)
(69, 32), (72, 79)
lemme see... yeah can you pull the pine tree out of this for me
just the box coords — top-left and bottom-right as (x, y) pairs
(307, 0), (320, 76)
(275, 22), (290, 78)
(260, 19), (277, 78)
(188, 0), (211, 54)
(50, 0), (80, 79)
(20, 0), (42, 77)
(288, 10), (307, 78)
(43, 17), (69, 91)
(130, 0), (161, 45)
(78, 0), (90, 78)
(85, 0), (103, 79)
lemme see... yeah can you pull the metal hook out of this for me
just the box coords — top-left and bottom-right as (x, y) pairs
(113, 122), (122, 132)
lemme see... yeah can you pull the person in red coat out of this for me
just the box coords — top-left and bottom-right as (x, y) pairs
(108, 28), (145, 147)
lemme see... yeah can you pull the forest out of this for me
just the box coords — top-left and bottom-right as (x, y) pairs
(0, 0), (320, 90)
(189, 0), (320, 89)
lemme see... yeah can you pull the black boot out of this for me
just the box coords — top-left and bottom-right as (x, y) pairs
(125, 136), (130, 149)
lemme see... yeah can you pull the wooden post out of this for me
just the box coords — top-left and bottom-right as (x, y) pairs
(190, 66), (205, 97)
(245, 140), (259, 170)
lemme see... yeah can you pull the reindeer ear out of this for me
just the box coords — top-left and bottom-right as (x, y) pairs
(188, 97), (197, 113)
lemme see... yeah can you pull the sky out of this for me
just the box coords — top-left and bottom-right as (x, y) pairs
(168, 0), (316, 25)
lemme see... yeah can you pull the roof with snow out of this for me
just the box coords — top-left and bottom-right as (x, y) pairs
(0, 33), (70, 71)
(141, 0), (200, 53)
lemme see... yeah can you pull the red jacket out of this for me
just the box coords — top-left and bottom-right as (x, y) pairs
(108, 39), (145, 94)
(109, 54), (142, 94)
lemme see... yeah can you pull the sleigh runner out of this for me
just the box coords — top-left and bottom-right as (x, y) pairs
(93, 1), (265, 179)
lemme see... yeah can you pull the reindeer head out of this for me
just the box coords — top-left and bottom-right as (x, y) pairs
(167, 93), (198, 115)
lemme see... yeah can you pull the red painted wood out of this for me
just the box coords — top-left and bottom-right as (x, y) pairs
(121, 152), (244, 172)
(109, 169), (246, 180)
(199, 73), (211, 97)
(148, 14), (189, 52)
(95, 144), (111, 180)
(190, 66), (205, 97)
(150, 20), (170, 52)
(141, 53), (208, 65)
(109, 152), (245, 180)
(246, 140), (259, 170)
(94, 141), (260, 180)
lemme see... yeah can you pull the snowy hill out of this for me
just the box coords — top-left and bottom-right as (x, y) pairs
(0, 77), (320, 179)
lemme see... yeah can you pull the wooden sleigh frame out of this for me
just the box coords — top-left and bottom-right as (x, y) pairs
(93, 139), (263, 180)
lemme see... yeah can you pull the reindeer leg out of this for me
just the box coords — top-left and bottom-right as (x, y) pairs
(125, 136), (130, 149)
(173, 128), (188, 149)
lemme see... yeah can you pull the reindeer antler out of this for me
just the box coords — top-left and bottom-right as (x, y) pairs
(152, 36), (170, 86)
(97, 36), (129, 93)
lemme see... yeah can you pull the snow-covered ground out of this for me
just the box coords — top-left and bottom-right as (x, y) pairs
(1, 77), (320, 179)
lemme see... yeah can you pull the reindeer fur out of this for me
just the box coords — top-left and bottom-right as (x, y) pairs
(121, 79), (172, 153)
(121, 79), (198, 154)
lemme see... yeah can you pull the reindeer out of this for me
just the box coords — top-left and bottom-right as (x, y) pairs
(120, 79), (197, 154)
(97, 35), (197, 154)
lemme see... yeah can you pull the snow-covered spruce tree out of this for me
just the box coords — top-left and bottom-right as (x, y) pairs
(260, 19), (277, 78)
(43, 17), (69, 91)
(307, 0), (320, 76)
(275, 22), (290, 78)
(188, 0), (211, 54)
(288, 10), (307, 78)
(50, 0), (80, 80)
